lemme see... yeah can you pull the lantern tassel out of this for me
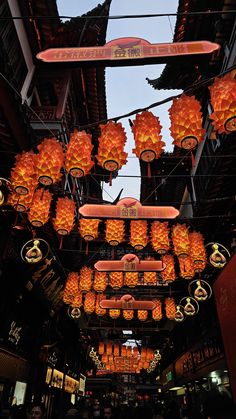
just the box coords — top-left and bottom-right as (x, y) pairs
(147, 162), (151, 178)
(86, 241), (89, 256)
(72, 178), (76, 195)
(109, 172), (112, 186)
(112, 247), (115, 260)
(59, 237), (63, 250)
(191, 151), (196, 168)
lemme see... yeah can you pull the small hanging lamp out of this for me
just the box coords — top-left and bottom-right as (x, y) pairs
(130, 220), (148, 250)
(172, 223), (190, 258)
(209, 73), (236, 133)
(165, 297), (176, 320)
(151, 221), (170, 254)
(10, 151), (36, 195)
(96, 121), (128, 184)
(109, 272), (124, 289)
(137, 310), (148, 322)
(65, 130), (94, 177)
(35, 138), (64, 186)
(152, 299), (162, 321)
(178, 256), (195, 280)
(79, 266), (93, 292)
(53, 197), (75, 235)
(161, 255), (176, 283)
(28, 189), (52, 227)
(84, 292), (96, 314)
(125, 272), (139, 288)
(93, 272), (107, 293)
(105, 219), (125, 246)
(189, 231), (207, 273)
(132, 111), (165, 177)
(169, 95), (205, 149)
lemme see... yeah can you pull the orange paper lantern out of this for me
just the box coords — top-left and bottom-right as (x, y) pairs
(109, 272), (124, 289)
(137, 310), (148, 321)
(28, 189), (52, 227)
(178, 256), (195, 280)
(84, 292), (95, 314)
(165, 297), (176, 320)
(79, 266), (93, 292)
(123, 309), (134, 321)
(109, 308), (121, 319)
(130, 220), (148, 250)
(63, 272), (79, 304)
(35, 138), (64, 185)
(169, 95), (205, 149)
(71, 291), (83, 308)
(209, 73), (236, 133)
(132, 111), (165, 162)
(10, 151), (36, 195)
(172, 223), (190, 258)
(133, 347), (139, 358)
(79, 219), (100, 241)
(96, 121), (128, 173)
(140, 348), (147, 360)
(114, 344), (120, 356)
(151, 221), (170, 254)
(125, 272), (139, 288)
(95, 294), (106, 316)
(54, 197), (75, 235)
(106, 219), (125, 246)
(106, 342), (112, 355)
(8, 188), (34, 212)
(189, 231), (207, 273)
(94, 272), (107, 292)
(121, 346), (127, 357)
(98, 342), (105, 355)
(161, 255), (176, 282)
(65, 130), (94, 177)
(143, 272), (157, 285)
(152, 299), (162, 321)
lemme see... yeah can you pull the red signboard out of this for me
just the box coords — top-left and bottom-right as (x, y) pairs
(94, 253), (165, 272)
(37, 37), (220, 66)
(79, 197), (179, 219)
(100, 294), (156, 310)
(213, 253), (236, 403)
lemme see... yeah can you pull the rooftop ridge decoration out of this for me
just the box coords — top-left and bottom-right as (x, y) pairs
(37, 37), (220, 66)
(79, 197), (179, 219)
(94, 253), (165, 272)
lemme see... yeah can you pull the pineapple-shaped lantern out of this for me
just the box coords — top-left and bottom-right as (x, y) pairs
(165, 297), (176, 320)
(189, 231), (207, 273)
(65, 130), (94, 177)
(161, 255), (176, 283)
(79, 266), (93, 292)
(130, 220), (148, 250)
(84, 292), (96, 314)
(152, 299), (162, 321)
(109, 272), (124, 289)
(172, 223), (190, 258)
(94, 272), (107, 293)
(106, 219), (125, 246)
(53, 197), (75, 235)
(35, 138), (64, 186)
(79, 219), (100, 242)
(28, 189), (52, 227)
(10, 151), (36, 195)
(63, 272), (79, 305)
(151, 221), (170, 254)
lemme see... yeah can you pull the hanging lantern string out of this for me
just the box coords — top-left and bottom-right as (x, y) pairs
(0, 64), (236, 145)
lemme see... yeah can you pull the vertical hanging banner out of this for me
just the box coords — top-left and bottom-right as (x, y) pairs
(37, 38), (220, 66)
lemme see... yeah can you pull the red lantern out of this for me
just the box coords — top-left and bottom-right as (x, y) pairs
(109, 272), (124, 289)
(209, 73), (236, 133)
(96, 121), (128, 174)
(151, 221), (170, 254)
(143, 272), (157, 285)
(109, 308), (121, 319)
(106, 219), (125, 246)
(125, 272), (139, 288)
(152, 299), (162, 321)
(161, 255), (176, 282)
(130, 220), (148, 250)
(54, 197), (75, 235)
(123, 310), (134, 321)
(95, 294), (106, 316)
(36, 138), (64, 185)
(172, 223), (190, 258)
(79, 219), (100, 241)
(28, 189), (52, 227)
(169, 95), (205, 149)
(65, 130), (94, 177)
(79, 266), (92, 292)
(189, 231), (207, 273)
(10, 151), (36, 195)
(137, 310), (148, 321)
(165, 297), (176, 320)
(94, 272), (107, 292)
(132, 111), (165, 163)
(178, 256), (195, 280)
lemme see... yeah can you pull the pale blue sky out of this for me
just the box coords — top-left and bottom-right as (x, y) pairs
(56, 0), (181, 202)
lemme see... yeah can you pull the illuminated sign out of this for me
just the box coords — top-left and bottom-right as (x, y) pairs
(94, 253), (165, 272)
(100, 294), (156, 310)
(79, 197), (179, 219)
(37, 38), (220, 66)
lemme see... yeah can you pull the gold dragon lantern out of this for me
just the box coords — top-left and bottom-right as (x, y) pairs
(35, 138), (64, 186)
(151, 221), (170, 254)
(79, 266), (93, 292)
(169, 95), (205, 149)
(65, 130), (94, 177)
(10, 151), (37, 195)
(209, 73), (236, 133)
(53, 197), (75, 235)
(152, 299), (162, 321)
(189, 231), (207, 273)
(96, 121), (128, 185)
(132, 111), (165, 177)
(28, 189), (52, 227)
(172, 223), (190, 258)
(161, 255), (176, 283)
(165, 297), (176, 320)
(130, 220), (148, 250)
(109, 272), (124, 289)
(105, 219), (125, 246)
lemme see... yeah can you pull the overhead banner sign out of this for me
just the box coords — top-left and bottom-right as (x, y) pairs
(79, 197), (179, 219)
(37, 37), (220, 66)
(94, 254), (165, 272)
